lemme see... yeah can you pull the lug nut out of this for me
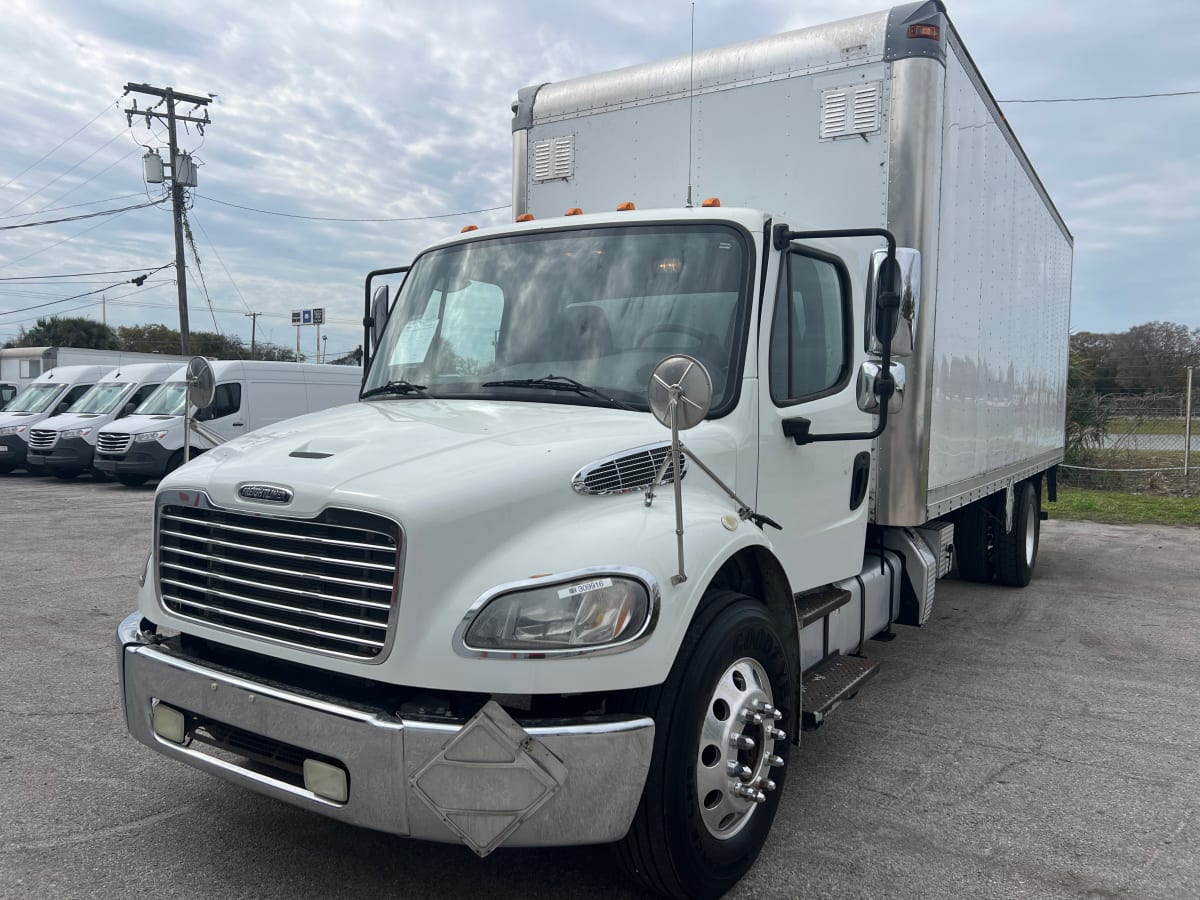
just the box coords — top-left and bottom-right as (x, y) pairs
(730, 734), (755, 751)
(759, 778), (777, 793)
(771, 708), (784, 721)
(754, 701), (776, 716)
(740, 707), (765, 725)
(726, 761), (752, 779)
(766, 753), (785, 768)
(767, 727), (787, 742)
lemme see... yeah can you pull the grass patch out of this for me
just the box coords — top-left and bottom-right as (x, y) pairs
(1051, 485), (1200, 526)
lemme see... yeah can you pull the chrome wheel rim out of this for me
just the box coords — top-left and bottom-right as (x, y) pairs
(695, 656), (784, 840)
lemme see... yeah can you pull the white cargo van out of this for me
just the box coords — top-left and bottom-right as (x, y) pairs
(0, 365), (111, 474)
(25, 362), (182, 480)
(95, 360), (361, 485)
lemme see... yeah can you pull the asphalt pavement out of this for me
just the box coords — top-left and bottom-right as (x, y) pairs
(1, 472), (1197, 900)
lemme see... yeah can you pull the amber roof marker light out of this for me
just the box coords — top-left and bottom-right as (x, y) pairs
(565, 207), (583, 216)
(616, 202), (636, 211)
(460, 225), (479, 233)
(515, 213), (535, 222)
(907, 24), (939, 40)
(702, 197), (721, 208)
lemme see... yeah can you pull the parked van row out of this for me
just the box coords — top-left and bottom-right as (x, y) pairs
(0, 360), (361, 483)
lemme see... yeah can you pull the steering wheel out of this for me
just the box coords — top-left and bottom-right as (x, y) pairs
(636, 324), (716, 350)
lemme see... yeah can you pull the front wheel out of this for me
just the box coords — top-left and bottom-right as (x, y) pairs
(614, 590), (794, 899)
(115, 473), (148, 487)
(51, 469), (80, 481)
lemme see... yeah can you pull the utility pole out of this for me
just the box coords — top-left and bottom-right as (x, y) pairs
(123, 83), (212, 356)
(244, 312), (262, 358)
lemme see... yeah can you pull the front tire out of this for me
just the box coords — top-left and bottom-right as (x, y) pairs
(615, 590), (794, 899)
(115, 473), (148, 487)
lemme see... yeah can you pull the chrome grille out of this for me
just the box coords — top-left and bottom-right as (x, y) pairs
(158, 503), (400, 659)
(97, 431), (132, 454)
(573, 442), (687, 495)
(28, 429), (58, 450)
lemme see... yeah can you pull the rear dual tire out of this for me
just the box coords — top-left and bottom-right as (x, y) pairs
(954, 481), (1040, 587)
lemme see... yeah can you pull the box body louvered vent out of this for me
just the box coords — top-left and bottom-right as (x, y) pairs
(532, 135), (575, 182)
(819, 82), (882, 140)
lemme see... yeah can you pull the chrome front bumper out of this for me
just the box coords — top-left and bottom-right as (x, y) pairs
(117, 613), (654, 855)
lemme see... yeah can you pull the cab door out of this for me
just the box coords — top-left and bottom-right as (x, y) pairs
(757, 245), (871, 591)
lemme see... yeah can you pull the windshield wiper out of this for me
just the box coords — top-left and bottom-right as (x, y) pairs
(481, 374), (635, 411)
(360, 380), (428, 400)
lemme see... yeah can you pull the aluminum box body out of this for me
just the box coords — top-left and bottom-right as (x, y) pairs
(513, 1), (1072, 526)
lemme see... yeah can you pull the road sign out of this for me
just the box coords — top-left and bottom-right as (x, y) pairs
(302, 309), (313, 325)
(291, 310), (301, 325)
(313, 308), (325, 325)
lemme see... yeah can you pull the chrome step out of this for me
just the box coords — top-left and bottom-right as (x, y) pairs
(801, 654), (880, 730)
(793, 585), (850, 629)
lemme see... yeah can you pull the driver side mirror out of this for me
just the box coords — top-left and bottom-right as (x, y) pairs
(866, 248), (920, 358)
(370, 285), (390, 352)
(119, 401), (137, 418)
(54, 401), (70, 415)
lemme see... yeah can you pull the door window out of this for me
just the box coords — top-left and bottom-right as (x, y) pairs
(197, 383), (242, 420)
(769, 251), (850, 404)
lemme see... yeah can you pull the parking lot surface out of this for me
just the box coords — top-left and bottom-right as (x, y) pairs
(1, 472), (1197, 899)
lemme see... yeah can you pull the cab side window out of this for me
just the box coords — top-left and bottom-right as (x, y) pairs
(125, 383), (159, 413)
(769, 251), (850, 404)
(197, 383), (242, 420)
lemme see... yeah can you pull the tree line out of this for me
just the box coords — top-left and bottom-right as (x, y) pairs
(1070, 321), (1200, 396)
(3, 316), (301, 361)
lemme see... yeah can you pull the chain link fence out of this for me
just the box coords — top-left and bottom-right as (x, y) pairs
(1063, 386), (1197, 494)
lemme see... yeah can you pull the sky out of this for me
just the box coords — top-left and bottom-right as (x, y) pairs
(0, 0), (1197, 360)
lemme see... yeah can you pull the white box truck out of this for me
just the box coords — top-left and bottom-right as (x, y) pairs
(24, 362), (181, 480)
(0, 346), (188, 389)
(116, 4), (1071, 897)
(94, 360), (362, 486)
(0, 366), (114, 474)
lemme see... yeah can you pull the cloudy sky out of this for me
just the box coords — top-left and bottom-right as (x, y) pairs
(1, 0), (1196, 360)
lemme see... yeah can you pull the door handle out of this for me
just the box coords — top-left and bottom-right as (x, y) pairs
(231, 421), (245, 427)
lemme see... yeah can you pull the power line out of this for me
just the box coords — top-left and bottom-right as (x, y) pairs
(0, 128), (128, 217)
(190, 212), (250, 313)
(0, 198), (167, 231)
(0, 267), (168, 281)
(0, 264), (173, 317)
(23, 144), (148, 219)
(0, 202), (150, 270)
(1000, 88), (1200, 104)
(0, 193), (145, 221)
(196, 193), (510, 222)
(0, 99), (118, 195)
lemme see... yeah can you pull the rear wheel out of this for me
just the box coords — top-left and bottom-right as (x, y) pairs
(954, 500), (996, 583)
(614, 590), (794, 899)
(165, 450), (185, 475)
(996, 480), (1040, 587)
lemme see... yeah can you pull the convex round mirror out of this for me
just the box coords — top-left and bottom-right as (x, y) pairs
(647, 355), (713, 430)
(186, 356), (216, 410)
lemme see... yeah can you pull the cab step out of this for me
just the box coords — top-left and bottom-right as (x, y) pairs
(801, 654), (880, 730)
(793, 584), (851, 628)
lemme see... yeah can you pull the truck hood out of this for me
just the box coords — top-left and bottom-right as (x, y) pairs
(100, 414), (178, 435)
(32, 411), (111, 432)
(168, 398), (741, 522)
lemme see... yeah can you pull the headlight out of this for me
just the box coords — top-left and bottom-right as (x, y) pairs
(0, 425), (25, 437)
(135, 430), (168, 442)
(461, 572), (655, 655)
(60, 428), (91, 439)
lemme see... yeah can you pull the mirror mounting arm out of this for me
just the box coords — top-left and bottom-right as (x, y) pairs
(772, 224), (901, 446)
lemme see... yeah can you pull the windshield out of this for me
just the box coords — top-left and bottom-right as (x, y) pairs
(363, 224), (750, 413)
(4, 383), (66, 414)
(136, 381), (187, 416)
(67, 381), (134, 415)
